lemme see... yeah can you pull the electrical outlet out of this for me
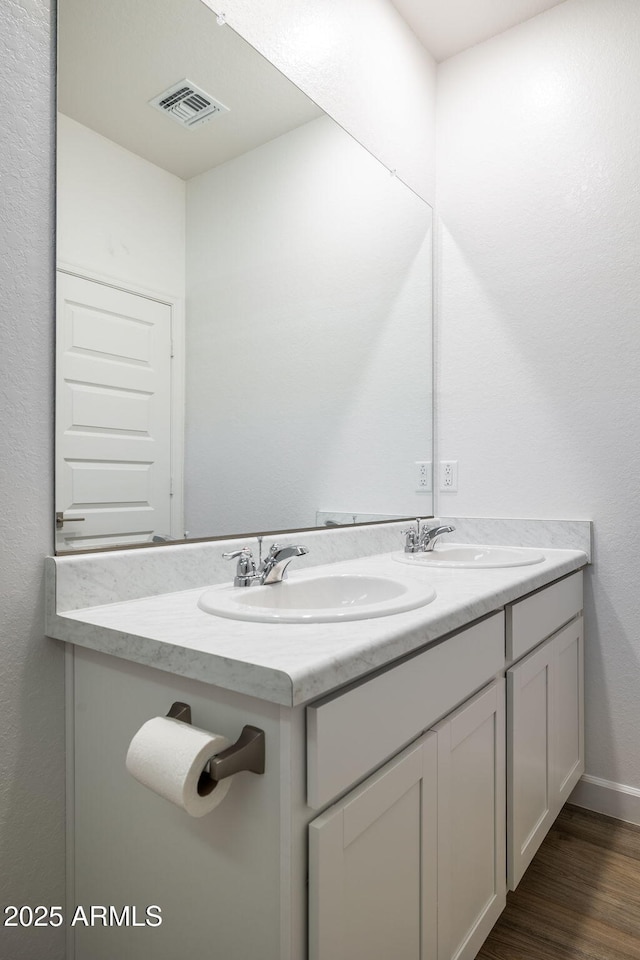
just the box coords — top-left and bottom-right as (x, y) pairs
(439, 460), (458, 491)
(415, 461), (432, 492)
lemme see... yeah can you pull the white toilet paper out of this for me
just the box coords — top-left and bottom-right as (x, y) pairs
(126, 716), (232, 817)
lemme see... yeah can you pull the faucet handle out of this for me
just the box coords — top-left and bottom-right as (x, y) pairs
(222, 547), (253, 561)
(401, 520), (420, 553)
(222, 547), (257, 587)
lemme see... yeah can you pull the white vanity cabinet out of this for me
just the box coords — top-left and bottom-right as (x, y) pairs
(307, 617), (506, 960)
(506, 572), (584, 888)
(61, 562), (587, 960)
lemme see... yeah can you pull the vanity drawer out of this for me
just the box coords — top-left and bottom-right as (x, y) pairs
(306, 611), (504, 810)
(506, 571), (583, 663)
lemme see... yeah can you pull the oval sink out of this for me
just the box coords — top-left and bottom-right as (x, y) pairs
(198, 573), (436, 623)
(394, 544), (545, 569)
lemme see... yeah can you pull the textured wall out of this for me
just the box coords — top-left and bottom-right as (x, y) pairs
(202, 0), (437, 204)
(436, 0), (640, 790)
(0, 1), (65, 957)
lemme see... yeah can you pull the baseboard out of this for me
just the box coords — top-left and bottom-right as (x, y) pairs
(569, 774), (640, 826)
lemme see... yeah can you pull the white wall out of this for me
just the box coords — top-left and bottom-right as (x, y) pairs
(57, 114), (185, 297)
(436, 0), (640, 793)
(0, 1), (65, 957)
(185, 116), (432, 536)
(202, 0), (437, 204)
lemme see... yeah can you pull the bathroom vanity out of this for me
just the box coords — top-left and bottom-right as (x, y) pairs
(45, 523), (587, 960)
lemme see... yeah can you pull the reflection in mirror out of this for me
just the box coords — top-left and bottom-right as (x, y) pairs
(56, 0), (433, 552)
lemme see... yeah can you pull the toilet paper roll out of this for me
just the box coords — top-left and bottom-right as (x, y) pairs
(126, 716), (232, 817)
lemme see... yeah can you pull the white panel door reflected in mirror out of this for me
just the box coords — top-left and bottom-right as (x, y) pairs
(56, 0), (433, 550)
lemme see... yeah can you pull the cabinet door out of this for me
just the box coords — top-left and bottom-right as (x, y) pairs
(507, 640), (554, 888)
(434, 680), (506, 960)
(507, 617), (585, 889)
(554, 618), (584, 807)
(309, 732), (438, 960)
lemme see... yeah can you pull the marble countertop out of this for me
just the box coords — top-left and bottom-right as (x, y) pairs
(47, 545), (587, 707)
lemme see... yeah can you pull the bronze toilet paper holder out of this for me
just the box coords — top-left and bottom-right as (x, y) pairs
(167, 701), (265, 796)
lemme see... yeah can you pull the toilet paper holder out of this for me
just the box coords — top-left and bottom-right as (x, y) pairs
(167, 702), (266, 782)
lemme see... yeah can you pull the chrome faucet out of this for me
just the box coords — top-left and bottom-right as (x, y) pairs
(259, 543), (309, 584)
(223, 542), (309, 587)
(420, 524), (455, 552)
(403, 519), (456, 553)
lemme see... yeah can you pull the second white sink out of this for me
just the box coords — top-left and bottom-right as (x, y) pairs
(394, 544), (545, 569)
(198, 573), (436, 623)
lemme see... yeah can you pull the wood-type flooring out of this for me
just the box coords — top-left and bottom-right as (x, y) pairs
(476, 804), (640, 960)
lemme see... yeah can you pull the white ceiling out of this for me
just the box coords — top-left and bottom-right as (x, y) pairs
(390, 0), (568, 62)
(59, 0), (570, 179)
(58, 0), (322, 180)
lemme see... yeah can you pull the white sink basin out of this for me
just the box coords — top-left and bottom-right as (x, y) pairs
(394, 544), (545, 569)
(198, 573), (436, 623)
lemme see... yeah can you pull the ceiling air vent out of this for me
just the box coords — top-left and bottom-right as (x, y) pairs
(149, 79), (229, 129)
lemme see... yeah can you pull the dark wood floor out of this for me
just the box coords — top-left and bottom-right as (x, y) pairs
(476, 805), (640, 960)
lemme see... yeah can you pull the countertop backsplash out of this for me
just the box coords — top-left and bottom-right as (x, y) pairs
(47, 516), (591, 614)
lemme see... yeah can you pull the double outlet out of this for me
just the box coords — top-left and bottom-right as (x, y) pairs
(415, 461), (458, 493)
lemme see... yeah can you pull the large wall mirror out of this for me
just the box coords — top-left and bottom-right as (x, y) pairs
(55, 0), (433, 552)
